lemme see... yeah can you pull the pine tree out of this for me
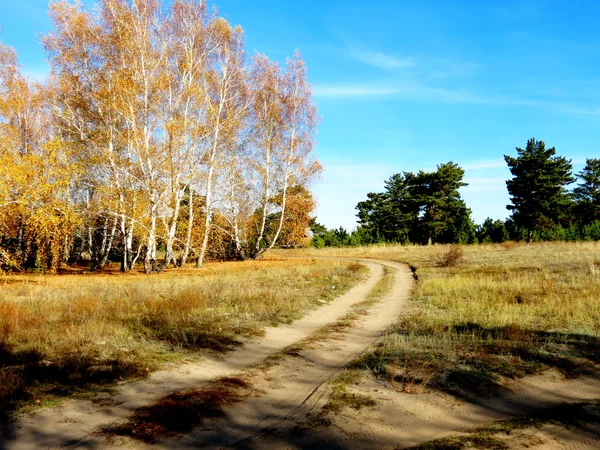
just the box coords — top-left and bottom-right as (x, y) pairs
(574, 158), (600, 224)
(505, 138), (574, 243)
(407, 162), (470, 245)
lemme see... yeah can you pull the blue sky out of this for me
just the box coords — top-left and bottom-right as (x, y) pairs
(1, 0), (598, 230)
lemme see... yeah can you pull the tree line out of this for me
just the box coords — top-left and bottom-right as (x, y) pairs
(0, 0), (319, 273)
(311, 138), (600, 247)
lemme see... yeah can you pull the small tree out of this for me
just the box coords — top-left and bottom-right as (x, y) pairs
(505, 138), (574, 243)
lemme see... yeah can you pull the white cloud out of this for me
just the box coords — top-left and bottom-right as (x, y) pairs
(350, 49), (416, 70)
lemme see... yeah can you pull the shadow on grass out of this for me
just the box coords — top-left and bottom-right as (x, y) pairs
(0, 341), (147, 434)
(0, 327), (245, 434)
(355, 323), (600, 399)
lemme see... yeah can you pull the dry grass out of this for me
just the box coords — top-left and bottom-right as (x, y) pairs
(0, 258), (365, 415)
(277, 242), (600, 396)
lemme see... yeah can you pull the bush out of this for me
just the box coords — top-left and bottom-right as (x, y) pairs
(437, 245), (464, 267)
(311, 236), (325, 248)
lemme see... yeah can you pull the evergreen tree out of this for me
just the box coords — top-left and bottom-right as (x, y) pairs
(477, 218), (509, 243)
(407, 162), (470, 245)
(505, 138), (574, 243)
(355, 183), (413, 243)
(355, 192), (393, 242)
(574, 158), (600, 224)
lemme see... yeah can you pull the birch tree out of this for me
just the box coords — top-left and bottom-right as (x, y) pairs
(45, 0), (143, 272)
(246, 53), (320, 259)
(194, 18), (248, 267)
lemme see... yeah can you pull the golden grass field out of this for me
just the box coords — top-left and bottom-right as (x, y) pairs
(0, 258), (365, 414)
(277, 241), (600, 396)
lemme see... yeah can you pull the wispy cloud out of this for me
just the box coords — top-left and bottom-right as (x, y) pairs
(314, 82), (487, 104)
(314, 80), (600, 115)
(314, 85), (403, 98)
(349, 49), (416, 70)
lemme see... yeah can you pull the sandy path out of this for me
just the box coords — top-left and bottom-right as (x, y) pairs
(284, 368), (600, 449)
(1, 262), (385, 450)
(91, 258), (412, 450)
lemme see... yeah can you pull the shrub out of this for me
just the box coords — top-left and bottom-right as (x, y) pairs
(437, 245), (464, 267)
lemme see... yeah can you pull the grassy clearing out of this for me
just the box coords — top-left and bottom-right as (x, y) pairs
(0, 258), (365, 417)
(408, 401), (600, 450)
(279, 242), (600, 397)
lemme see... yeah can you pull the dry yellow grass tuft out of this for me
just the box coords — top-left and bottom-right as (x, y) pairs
(0, 258), (365, 414)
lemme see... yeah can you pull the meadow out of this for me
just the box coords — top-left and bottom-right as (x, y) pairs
(0, 258), (365, 416)
(279, 242), (600, 396)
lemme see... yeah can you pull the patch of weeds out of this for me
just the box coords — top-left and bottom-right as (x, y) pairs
(325, 391), (376, 413)
(99, 376), (256, 444)
(323, 369), (375, 413)
(331, 369), (363, 386)
(346, 261), (365, 273)
(385, 360), (435, 394)
(324, 389), (376, 413)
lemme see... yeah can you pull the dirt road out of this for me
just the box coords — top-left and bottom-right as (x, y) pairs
(2, 260), (413, 449)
